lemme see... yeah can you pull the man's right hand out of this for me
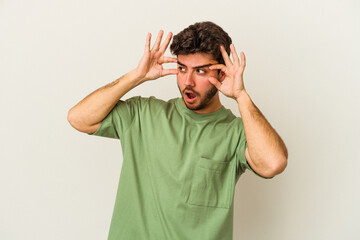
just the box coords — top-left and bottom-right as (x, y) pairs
(134, 30), (178, 83)
(68, 30), (178, 134)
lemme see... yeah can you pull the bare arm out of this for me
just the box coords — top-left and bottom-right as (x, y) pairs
(67, 71), (140, 134)
(208, 44), (288, 178)
(237, 91), (288, 178)
(67, 31), (178, 134)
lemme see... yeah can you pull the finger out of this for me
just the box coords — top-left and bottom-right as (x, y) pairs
(208, 77), (222, 90)
(219, 72), (226, 82)
(209, 64), (227, 72)
(145, 33), (151, 52)
(159, 32), (173, 53)
(240, 51), (246, 69)
(220, 45), (232, 66)
(231, 44), (240, 65)
(161, 68), (179, 76)
(161, 56), (178, 64)
(152, 30), (164, 51)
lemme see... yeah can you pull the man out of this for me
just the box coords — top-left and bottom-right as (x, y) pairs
(68, 21), (288, 240)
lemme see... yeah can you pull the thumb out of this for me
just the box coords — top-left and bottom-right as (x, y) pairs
(208, 77), (222, 90)
(162, 68), (179, 76)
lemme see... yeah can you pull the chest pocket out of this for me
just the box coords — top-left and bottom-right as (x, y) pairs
(186, 157), (235, 209)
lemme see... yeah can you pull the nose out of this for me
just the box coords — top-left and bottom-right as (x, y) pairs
(184, 71), (195, 87)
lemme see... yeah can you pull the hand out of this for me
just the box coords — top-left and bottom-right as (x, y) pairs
(208, 44), (247, 101)
(134, 30), (178, 83)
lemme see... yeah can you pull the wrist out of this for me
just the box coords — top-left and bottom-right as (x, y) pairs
(235, 90), (249, 103)
(235, 90), (252, 110)
(127, 69), (146, 86)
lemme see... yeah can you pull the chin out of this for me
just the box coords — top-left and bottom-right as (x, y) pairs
(182, 96), (204, 111)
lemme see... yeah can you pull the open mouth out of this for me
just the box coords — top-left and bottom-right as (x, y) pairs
(186, 92), (196, 99)
(184, 91), (197, 103)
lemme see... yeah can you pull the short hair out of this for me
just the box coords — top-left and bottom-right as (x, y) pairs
(170, 21), (232, 65)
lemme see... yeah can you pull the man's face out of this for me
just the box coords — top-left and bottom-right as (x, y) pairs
(176, 53), (221, 113)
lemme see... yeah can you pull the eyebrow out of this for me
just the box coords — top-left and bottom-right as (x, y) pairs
(177, 61), (213, 69)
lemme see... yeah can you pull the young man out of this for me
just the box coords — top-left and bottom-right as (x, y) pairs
(68, 22), (288, 240)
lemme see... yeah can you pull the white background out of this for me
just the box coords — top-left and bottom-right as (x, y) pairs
(1, 0), (359, 239)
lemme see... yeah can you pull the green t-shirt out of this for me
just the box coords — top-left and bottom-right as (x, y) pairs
(91, 96), (260, 240)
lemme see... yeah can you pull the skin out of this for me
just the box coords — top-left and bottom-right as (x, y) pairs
(176, 53), (222, 114)
(68, 30), (288, 178)
(67, 31), (177, 134)
(208, 44), (288, 178)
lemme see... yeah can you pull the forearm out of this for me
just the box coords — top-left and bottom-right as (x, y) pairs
(67, 69), (141, 132)
(236, 91), (288, 175)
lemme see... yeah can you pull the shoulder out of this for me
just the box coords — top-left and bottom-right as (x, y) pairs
(214, 110), (245, 139)
(146, 96), (179, 110)
(216, 106), (242, 125)
(121, 96), (179, 114)
(126, 96), (173, 104)
(116, 96), (160, 109)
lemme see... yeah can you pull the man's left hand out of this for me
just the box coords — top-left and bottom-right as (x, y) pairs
(208, 44), (246, 101)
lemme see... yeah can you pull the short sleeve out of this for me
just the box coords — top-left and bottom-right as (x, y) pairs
(89, 96), (145, 139)
(235, 118), (273, 181)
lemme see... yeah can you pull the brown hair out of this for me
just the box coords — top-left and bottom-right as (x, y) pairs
(170, 21), (232, 65)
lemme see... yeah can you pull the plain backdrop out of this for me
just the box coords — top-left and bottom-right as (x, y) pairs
(1, 0), (359, 239)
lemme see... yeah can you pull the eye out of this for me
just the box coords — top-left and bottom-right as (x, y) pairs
(196, 69), (206, 74)
(178, 66), (186, 72)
